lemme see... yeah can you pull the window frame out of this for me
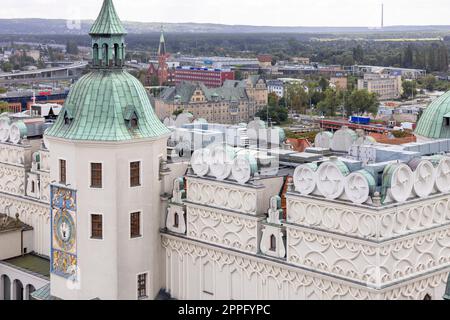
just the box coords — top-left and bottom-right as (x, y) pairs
(90, 162), (103, 189)
(129, 211), (143, 239)
(129, 160), (142, 188)
(59, 158), (67, 185)
(136, 272), (149, 300)
(90, 213), (104, 240)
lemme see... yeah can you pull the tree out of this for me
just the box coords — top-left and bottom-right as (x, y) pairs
(66, 41), (79, 55)
(402, 45), (414, 68)
(422, 75), (437, 91)
(437, 44), (449, 72)
(173, 109), (184, 117)
(345, 89), (379, 116)
(317, 88), (342, 117)
(318, 77), (329, 91)
(1, 61), (13, 72)
(402, 80), (418, 99)
(0, 87), (6, 94)
(268, 92), (279, 108)
(352, 45), (364, 64)
(0, 101), (10, 113)
(234, 69), (243, 81)
(286, 83), (309, 114)
(255, 105), (288, 125)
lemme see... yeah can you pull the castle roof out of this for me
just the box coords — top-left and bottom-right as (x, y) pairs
(160, 81), (249, 104)
(47, 0), (169, 142)
(46, 70), (169, 141)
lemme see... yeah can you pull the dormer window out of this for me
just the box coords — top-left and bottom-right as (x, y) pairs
(124, 106), (139, 130)
(63, 109), (73, 126)
(445, 116), (450, 127)
(128, 117), (138, 129)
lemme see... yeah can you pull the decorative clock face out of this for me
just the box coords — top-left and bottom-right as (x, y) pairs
(53, 210), (76, 252)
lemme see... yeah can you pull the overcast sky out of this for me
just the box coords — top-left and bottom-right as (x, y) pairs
(0, 0), (449, 27)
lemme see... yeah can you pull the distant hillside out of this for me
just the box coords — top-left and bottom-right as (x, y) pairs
(2, 18), (450, 35)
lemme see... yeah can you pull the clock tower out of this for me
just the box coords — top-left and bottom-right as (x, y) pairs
(45, 0), (170, 300)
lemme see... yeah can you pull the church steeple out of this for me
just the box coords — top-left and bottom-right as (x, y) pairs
(89, 0), (127, 68)
(158, 26), (166, 56)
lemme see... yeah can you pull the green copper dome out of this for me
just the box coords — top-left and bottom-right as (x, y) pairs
(46, 0), (169, 142)
(415, 91), (450, 139)
(46, 70), (170, 141)
(89, 0), (126, 35)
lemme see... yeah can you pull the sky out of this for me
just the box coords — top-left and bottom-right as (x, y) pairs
(0, 0), (450, 27)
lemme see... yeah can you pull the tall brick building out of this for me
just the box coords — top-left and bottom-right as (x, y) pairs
(174, 67), (235, 88)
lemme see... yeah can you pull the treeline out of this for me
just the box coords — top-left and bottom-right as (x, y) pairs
(1, 33), (450, 73)
(311, 42), (449, 73)
(396, 43), (448, 72)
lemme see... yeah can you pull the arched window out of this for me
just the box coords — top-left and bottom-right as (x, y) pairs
(174, 213), (179, 228)
(270, 235), (276, 252)
(114, 43), (120, 66)
(103, 44), (109, 66)
(93, 43), (99, 66)
(13, 279), (24, 300)
(26, 284), (36, 300)
(1, 275), (11, 300)
(423, 294), (432, 300)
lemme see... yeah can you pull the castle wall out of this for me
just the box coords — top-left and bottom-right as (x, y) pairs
(162, 234), (449, 300)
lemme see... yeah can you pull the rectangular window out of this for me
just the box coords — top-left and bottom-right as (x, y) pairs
(137, 273), (147, 299)
(130, 161), (141, 187)
(90, 163), (102, 188)
(91, 214), (103, 239)
(130, 212), (141, 238)
(59, 159), (66, 184)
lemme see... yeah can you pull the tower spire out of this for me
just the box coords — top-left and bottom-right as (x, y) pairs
(158, 25), (166, 56)
(89, 0), (126, 36)
(89, 0), (126, 68)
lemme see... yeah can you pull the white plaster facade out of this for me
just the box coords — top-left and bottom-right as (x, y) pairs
(161, 164), (450, 300)
(47, 135), (169, 301)
(0, 141), (51, 258)
(162, 235), (448, 300)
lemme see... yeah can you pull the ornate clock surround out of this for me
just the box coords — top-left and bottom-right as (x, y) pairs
(50, 185), (78, 279)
